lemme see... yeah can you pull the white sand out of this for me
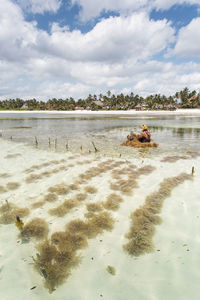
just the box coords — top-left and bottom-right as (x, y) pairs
(0, 109), (200, 115)
(0, 139), (200, 300)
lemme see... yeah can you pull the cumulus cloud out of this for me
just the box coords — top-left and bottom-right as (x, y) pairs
(71, 0), (200, 21)
(15, 0), (61, 14)
(0, 0), (200, 100)
(37, 13), (174, 63)
(152, 0), (200, 10)
(171, 18), (200, 56)
(71, 0), (148, 21)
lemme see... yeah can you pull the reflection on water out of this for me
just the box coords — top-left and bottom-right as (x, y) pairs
(0, 114), (200, 300)
(0, 113), (200, 157)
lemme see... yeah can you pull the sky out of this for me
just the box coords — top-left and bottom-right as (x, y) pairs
(1, 0), (200, 100)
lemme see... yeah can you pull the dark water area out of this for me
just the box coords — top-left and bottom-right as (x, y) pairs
(0, 112), (200, 156)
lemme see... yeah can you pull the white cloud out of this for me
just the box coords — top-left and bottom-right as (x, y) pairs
(71, 0), (148, 21)
(171, 18), (200, 56)
(71, 0), (200, 21)
(15, 0), (61, 14)
(0, 1), (38, 63)
(38, 13), (174, 63)
(0, 0), (200, 100)
(152, 0), (200, 10)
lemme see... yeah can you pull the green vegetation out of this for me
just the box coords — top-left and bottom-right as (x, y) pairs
(1, 88), (200, 111)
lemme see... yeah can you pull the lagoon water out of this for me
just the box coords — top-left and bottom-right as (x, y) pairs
(0, 111), (200, 300)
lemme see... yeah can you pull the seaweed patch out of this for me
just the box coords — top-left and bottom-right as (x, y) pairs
(84, 186), (98, 194)
(43, 193), (58, 202)
(48, 199), (80, 217)
(123, 172), (192, 257)
(6, 182), (20, 190)
(86, 202), (103, 212)
(161, 155), (189, 163)
(0, 203), (30, 224)
(48, 183), (69, 195)
(22, 218), (48, 240)
(103, 193), (123, 211)
(34, 211), (114, 292)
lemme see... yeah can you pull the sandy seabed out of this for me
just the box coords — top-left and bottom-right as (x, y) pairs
(0, 137), (200, 300)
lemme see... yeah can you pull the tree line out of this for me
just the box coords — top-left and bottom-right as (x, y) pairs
(0, 87), (199, 111)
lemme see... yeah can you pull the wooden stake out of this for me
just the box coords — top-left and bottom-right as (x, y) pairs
(35, 136), (38, 147)
(192, 166), (195, 175)
(66, 140), (69, 151)
(92, 141), (99, 152)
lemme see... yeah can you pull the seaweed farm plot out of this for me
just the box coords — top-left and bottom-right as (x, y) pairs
(123, 172), (193, 256)
(1, 136), (200, 300)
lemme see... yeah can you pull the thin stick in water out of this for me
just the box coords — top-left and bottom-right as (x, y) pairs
(35, 136), (38, 147)
(92, 141), (99, 152)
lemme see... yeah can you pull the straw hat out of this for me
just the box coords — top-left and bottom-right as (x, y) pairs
(141, 124), (148, 131)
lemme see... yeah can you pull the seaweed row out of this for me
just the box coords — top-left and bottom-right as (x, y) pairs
(25, 157), (112, 184)
(110, 165), (156, 195)
(25, 165), (69, 183)
(76, 159), (127, 184)
(123, 172), (192, 256)
(0, 202), (30, 224)
(24, 157), (92, 176)
(161, 151), (200, 163)
(5, 153), (21, 159)
(34, 164), (156, 291)
(33, 211), (114, 292)
(0, 173), (11, 178)
(24, 159), (67, 174)
(0, 181), (21, 193)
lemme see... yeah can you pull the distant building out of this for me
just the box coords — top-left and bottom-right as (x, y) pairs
(135, 104), (149, 111)
(93, 100), (104, 108)
(21, 103), (28, 109)
(75, 105), (84, 110)
(188, 95), (196, 102)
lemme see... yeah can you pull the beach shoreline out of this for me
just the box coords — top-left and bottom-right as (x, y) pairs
(0, 109), (200, 115)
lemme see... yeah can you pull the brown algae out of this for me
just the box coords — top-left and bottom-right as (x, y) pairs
(161, 155), (189, 163)
(34, 240), (80, 292)
(48, 199), (80, 217)
(0, 205), (30, 224)
(48, 183), (69, 195)
(84, 186), (98, 194)
(44, 193), (58, 202)
(22, 218), (48, 240)
(123, 172), (192, 257)
(0, 185), (7, 193)
(6, 182), (20, 190)
(75, 193), (88, 201)
(103, 193), (123, 211)
(86, 202), (103, 212)
(31, 201), (45, 209)
(34, 210), (115, 291)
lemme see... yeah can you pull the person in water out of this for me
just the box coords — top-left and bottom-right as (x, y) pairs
(137, 124), (151, 143)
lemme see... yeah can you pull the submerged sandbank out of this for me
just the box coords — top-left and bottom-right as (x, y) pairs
(0, 137), (200, 299)
(0, 109), (200, 115)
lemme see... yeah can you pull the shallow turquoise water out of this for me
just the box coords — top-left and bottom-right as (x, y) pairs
(0, 112), (200, 300)
(0, 112), (200, 156)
